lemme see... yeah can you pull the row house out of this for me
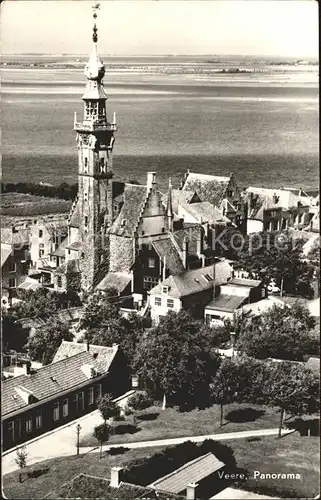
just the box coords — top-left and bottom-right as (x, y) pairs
(2, 342), (130, 451)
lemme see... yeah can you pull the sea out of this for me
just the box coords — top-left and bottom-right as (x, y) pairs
(1, 54), (319, 192)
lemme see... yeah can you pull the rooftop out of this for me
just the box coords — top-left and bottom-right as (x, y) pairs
(149, 452), (225, 494)
(111, 183), (148, 237)
(306, 357), (320, 373)
(52, 341), (118, 373)
(152, 238), (185, 275)
(181, 172), (232, 207)
(3, 348), (116, 417)
(96, 272), (132, 293)
(161, 189), (200, 214)
(1, 244), (12, 267)
(150, 260), (233, 299)
(205, 294), (247, 313)
(228, 278), (262, 288)
(179, 201), (230, 225)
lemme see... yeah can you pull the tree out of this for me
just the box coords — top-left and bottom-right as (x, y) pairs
(14, 446), (28, 483)
(2, 308), (29, 353)
(133, 311), (221, 410)
(93, 423), (112, 459)
(265, 361), (320, 438)
(97, 393), (120, 424)
(236, 303), (318, 361)
(127, 392), (153, 425)
(14, 288), (81, 321)
(81, 291), (146, 363)
(25, 318), (73, 364)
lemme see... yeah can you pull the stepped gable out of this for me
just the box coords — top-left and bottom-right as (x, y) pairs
(68, 195), (80, 228)
(181, 172), (231, 207)
(110, 183), (148, 237)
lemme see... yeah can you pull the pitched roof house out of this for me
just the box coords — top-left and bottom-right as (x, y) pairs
(2, 342), (130, 451)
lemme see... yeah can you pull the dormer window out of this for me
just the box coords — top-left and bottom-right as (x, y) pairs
(162, 286), (169, 294)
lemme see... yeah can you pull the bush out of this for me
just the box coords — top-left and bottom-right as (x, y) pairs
(127, 392), (153, 412)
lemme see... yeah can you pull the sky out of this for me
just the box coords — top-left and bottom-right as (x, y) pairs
(0, 0), (319, 57)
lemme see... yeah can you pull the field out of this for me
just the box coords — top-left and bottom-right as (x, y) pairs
(1, 192), (71, 217)
(3, 433), (319, 499)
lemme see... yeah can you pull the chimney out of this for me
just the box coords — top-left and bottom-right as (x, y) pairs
(13, 362), (31, 378)
(186, 482), (198, 500)
(86, 340), (90, 352)
(182, 237), (188, 269)
(162, 255), (167, 281)
(110, 466), (123, 488)
(196, 230), (202, 257)
(146, 172), (156, 191)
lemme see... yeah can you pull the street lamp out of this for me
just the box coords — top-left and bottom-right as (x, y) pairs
(230, 331), (236, 358)
(76, 423), (81, 456)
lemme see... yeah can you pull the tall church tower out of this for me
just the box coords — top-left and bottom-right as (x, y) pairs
(74, 4), (116, 290)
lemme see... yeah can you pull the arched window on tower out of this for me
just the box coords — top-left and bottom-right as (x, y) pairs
(99, 158), (105, 173)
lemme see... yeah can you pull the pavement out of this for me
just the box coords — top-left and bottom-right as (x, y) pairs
(2, 424), (294, 475)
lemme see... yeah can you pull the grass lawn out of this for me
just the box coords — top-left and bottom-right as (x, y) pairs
(3, 433), (319, 499)
(79, 403), (281, 447)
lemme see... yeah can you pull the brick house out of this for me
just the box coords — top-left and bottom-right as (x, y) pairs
(2, 342), (130, 451)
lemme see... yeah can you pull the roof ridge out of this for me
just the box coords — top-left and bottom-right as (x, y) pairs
(151, 452), (213, 486)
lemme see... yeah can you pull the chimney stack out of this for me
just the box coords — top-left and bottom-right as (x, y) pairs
(146, 172), (156, 191)
(186, 482), (198, 500)
(86, 340), (90, 352)
(110, 466), (123, 488)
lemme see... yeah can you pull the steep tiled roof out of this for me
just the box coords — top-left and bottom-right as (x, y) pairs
(205, 294), (247, 313)
(96, 272), (132, 292)
(52, 341), (118, 373)
(3, 350), (112, 417)
(1, 228), (29, 245)
(180, 202), (230, 224)
(150, 260), (233, 298)
(172, 224), (202, 253)
(181, 173), (230, 207)
(149, 452), (225, 494)
(111, 184), (148, 237)
(44, 220), (68, 237)
(51, 237), (68, 257)
(162, 189), (200, 214)
(152, 238), (185, 275)
(1, 244), (12, 267)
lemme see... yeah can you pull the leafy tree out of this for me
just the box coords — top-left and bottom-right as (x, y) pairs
(93, 423), (112, 459)
(265, 361), (320, 437)
(133, 311), (221, 410)
(14, 446), (28, 483)
(236, 303), (318, 361)
(81, 291), (146, 363)
(127, 392), (153, 425)
(2, 308), (29, 353)
(14, 288), (81, 321)
(25, 319), (73, 364)
(97, 393), (120, 424)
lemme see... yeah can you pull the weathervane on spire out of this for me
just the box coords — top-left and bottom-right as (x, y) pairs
(92, 3), (100, 43)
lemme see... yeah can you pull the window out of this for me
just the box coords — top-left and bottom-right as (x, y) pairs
(99, 158), (105, 173)
(167, 299), (174, 309)
(8, 421), (14, 442)
(162, 286), (168, 294)
(57, 276), (62, 288)
(26, 418), (32, 433)
(261, 288), (265, 298)
(88, 387), (94, 405)
(8, 277), (16, 288)
(273, 220), (279, 230)
(96, 384), (102, 400)
(227, 190), (233, 197)
(53, 402), (59, 421)
(155, 297), (162, 307)
(76, 391), (84, 411)
(84, 192), (88, 202)
(35, 410), (42, 429)
(39, 229), (43, 238)
(55, 235), (59, 245)
(39, 243), (45, 258)
(84, 157), (88, 173)
(9, 261), (16, 273)
(143, 276), (159, 291)
(84, 216), (88, 227)
(148, 258), (155, 269)
(62, 399), (69, 418)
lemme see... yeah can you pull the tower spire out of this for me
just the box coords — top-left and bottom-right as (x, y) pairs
(166, 177), (174, 231)
(92, 3), (100, 43)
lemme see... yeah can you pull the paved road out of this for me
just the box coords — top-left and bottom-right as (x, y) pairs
(2, 425), (294, 475)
